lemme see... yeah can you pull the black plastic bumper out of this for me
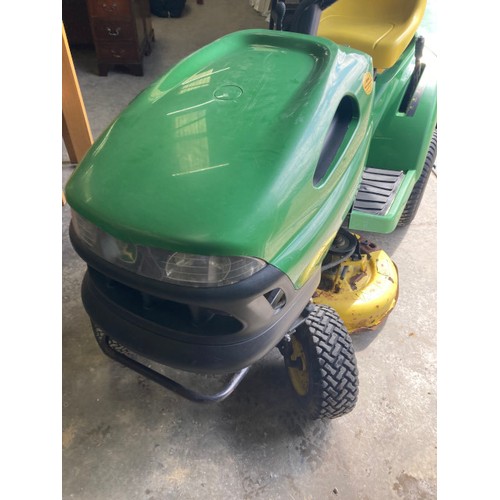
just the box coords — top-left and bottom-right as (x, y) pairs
(71, 223), (320, 374)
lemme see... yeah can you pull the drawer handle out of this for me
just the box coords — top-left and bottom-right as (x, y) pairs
(106, 27), (122, 36)
(101, 2), (118, 12)
(110, 49), (125, 59)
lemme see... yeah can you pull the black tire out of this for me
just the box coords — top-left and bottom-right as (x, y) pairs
(284, 304), (359, 420)
(398, 129), (437, 227)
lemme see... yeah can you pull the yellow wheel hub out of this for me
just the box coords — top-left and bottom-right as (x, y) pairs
(287, 336), (309, 396)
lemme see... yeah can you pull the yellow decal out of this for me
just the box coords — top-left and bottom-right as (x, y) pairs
(362, 72), (373, 95)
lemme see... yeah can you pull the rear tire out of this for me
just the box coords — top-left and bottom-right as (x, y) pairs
(284, 304), (359, 420)
(398, 129), (437, 227)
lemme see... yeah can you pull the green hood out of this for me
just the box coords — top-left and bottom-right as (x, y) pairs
(65, 29), (373, 286)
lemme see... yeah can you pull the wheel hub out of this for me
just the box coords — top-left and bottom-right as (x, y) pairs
(287, 335), (309, 396)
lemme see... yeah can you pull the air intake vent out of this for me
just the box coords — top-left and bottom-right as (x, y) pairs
(314, 96), (359, 186)
(264, 288), (286, 311)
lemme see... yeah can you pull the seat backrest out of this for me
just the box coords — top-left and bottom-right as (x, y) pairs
(318, 0), (427, 69)
(328, 0), (424, 23)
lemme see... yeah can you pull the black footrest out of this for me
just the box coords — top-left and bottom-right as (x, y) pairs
(353, 167), (405, 216)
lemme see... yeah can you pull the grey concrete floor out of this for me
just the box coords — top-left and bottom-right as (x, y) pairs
(62, 2), (437, 498)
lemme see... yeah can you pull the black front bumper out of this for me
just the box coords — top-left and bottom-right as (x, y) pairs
(71, 223), (320, 374)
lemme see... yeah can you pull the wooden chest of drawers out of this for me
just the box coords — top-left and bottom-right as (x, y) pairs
(87, 0), (155, 76)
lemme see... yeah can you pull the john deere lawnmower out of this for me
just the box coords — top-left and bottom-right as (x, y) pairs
(65, 0), (437, 420)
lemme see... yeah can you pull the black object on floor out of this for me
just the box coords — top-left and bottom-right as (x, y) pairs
(150, 0), (186, 18)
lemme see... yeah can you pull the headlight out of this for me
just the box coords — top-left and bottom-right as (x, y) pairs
(71, 211), (266, 287)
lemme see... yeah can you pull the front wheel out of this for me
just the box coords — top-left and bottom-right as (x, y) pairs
(284, 304), (359, 420)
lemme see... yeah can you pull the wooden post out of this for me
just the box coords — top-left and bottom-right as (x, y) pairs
(62, 23), (93, 164)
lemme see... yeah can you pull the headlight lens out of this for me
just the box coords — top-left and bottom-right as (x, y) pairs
(71, 211), (266, 287)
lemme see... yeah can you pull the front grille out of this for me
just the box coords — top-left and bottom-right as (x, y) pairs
(89, 267), (243, 336)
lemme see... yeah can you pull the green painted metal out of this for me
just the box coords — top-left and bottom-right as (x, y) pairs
(367, 39), (437, 173)
(348, 33), (437, 233)
(65, 29), (374, 287)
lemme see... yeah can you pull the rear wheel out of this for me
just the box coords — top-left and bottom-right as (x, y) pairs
(398, 129), (437, 226)
(284, 304), (359, 420)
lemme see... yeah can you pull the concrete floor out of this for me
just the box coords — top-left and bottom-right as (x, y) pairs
(62, 2), (437, 498)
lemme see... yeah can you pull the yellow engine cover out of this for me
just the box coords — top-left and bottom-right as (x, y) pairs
(313, 240), (399, 333)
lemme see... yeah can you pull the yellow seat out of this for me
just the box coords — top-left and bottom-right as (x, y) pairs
(317, 0), (427, 69)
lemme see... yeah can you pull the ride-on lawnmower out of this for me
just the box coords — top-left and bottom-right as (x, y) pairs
(65, 0), (437, 420)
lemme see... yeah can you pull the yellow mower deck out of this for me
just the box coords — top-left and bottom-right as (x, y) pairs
(314, 237), (398, 333)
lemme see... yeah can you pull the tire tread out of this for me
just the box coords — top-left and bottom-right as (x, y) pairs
(398, 129), (437, 226)
(292, 304), (359, 420)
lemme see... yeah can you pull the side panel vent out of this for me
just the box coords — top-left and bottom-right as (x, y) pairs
(264, 288), (286, 312)
(314, 96), (359, 186)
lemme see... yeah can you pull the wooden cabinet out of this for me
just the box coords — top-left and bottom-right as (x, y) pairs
(87, 0), (155, 76)
(63, 0), (94, 46)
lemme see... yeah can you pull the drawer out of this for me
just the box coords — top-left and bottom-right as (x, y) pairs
(87, 0), (132, 18)
(95, 41), (140, 62)
(92, 19), (136, 41)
